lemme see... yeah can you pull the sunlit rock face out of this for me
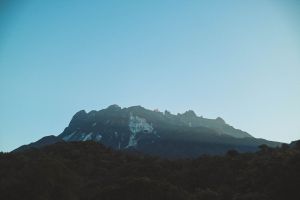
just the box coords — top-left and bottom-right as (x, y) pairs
(129, 115), (153, 134)
(127, 114), (154, 148)
(57, 105), (160, 150)
(59, 111), (157, 150)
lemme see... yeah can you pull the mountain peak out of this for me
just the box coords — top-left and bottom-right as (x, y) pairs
(126, 105), (149, 114)
(181, 110), (197, 118)
(69, 110), (88, 126)
(215, 117), (226, 124)
(74, 110), (87, 117)
(106, 104), (122, 111)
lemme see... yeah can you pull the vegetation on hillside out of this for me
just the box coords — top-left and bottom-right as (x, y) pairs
(1, 141), (300, 200)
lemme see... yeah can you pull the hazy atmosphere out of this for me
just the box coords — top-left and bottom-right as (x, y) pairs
(1, 0), (300, 152)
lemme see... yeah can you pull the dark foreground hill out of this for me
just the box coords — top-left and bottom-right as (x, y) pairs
(2, 141), (300, 200)
(14, 105), (280, 157)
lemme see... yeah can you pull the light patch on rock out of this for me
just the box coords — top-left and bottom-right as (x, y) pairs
(83, 132), (93, 141)
(63, 131), (76, 141)
(80, 133), (86, 140)
(126, 114), (154, 148)
(127, 134), (138, 148)
(95, 133), (102, 141)
(128, 115), (153, 134)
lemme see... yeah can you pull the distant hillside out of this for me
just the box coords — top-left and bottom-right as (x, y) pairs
(15, 135), (63, 152)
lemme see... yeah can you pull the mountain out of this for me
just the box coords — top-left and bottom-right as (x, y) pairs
(290, 140), (300, 148)
(14, 105), (281, 157)
(14, 135), (64, 152)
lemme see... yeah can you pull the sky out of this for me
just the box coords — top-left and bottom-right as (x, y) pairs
(0, 0), (300, 152)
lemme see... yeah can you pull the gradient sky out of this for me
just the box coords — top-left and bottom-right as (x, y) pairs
(0, 0), (300, 152)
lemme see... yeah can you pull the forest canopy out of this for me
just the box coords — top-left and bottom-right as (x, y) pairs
(1, 141), (300, 200)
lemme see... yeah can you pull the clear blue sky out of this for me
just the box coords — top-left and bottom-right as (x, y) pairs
(1, 0), (300, 152)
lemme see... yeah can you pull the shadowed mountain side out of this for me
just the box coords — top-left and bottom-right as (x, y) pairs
(14, 136), (64, 152)
(14, 105), (281, 157)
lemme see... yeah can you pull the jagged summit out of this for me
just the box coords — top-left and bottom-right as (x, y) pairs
(106, 104), (122, 111)
(59, 105), (254, 148)
(215, 117), (226, 124)
(180, 110), (197, 118)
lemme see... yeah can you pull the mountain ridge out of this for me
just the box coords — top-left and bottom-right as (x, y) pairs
(14, 105), (281, 157)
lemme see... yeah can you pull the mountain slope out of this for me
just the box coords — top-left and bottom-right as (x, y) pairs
(14, 105), (281, 157)
(14, 135), (64, 152)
